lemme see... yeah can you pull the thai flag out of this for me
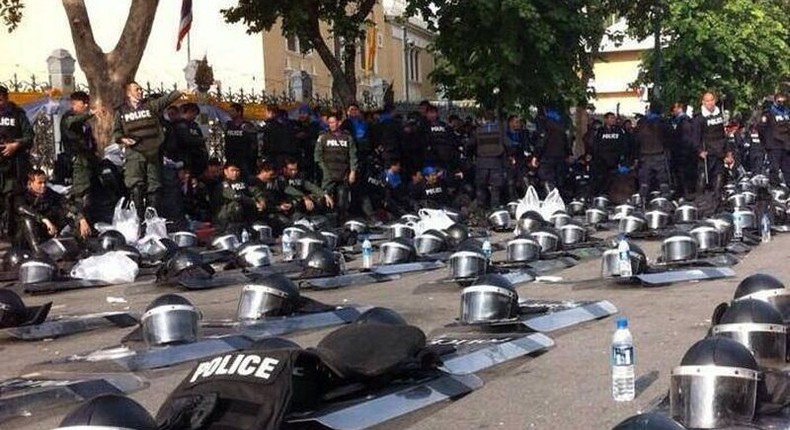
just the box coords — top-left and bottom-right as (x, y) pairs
(176, 0), (192, 51)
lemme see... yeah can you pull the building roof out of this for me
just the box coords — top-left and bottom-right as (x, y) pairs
(599, 18), (654, 53)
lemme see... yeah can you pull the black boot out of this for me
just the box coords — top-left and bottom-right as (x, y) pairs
(21, 217), (43, 255)
(130, 186), (145, 220)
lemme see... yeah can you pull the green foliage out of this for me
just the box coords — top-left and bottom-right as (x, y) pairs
(624, 0), (790, 112)
(417, 0), (613, 112)
(1, 0), (23, 32)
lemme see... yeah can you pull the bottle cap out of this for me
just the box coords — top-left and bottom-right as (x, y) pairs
(616, 317), (628, 329)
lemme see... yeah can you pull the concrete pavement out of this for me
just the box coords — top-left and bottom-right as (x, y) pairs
(2, 231), (782, 429)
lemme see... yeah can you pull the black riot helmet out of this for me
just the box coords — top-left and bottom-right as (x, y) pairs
(711, 298), (787, 368)
(355, 307), (408, 326)
(1, 246), (31, 271)
(612, 412), (686, 430)
(379, 237), (416, 265)
(141, 294), (201, 346)
(459, 274), (519, 325)
(99, 230), (127, 251)
(56, 394), (157, 430)
(670, 337), (760, 429)
(237, 274), (301, 320)
(156, 249), (213, 283)
(0, 288), (51, 328)
(734, 274), (786, 300)
(444, 223), (469, 248)
(301, 248), (343, 279)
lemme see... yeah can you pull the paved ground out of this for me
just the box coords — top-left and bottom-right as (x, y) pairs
(1, 229), (782, 430)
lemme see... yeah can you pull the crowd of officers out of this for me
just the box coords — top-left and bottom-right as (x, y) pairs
(1, 82), (789, 252)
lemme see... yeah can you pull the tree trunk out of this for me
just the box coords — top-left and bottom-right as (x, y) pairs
(62, 0), (159, 152)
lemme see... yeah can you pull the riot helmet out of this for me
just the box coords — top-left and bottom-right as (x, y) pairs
(237, 274), (300, 320)
(236, 242), (273, 268)
(355, 307), (408, 326)
(114, 243), (142, 265)
(488, 209), (512, 231)
(661, 232), (698, 263)
(612, 413), (686, 430)
(459, 274), (519, 324)
(529, 227), (560, 253)
(733, 274), (790, 323)
(140, 294), (201, 346)
(156, 249), (213, 284)
(712, 299), (787, 368)
(301, 248), (343, 278)
(2, 247), (31, 271)
(515, 211), (546, 236)
(414, 230), (447, 256)
(506, 237), (541, 263)
(320, 231), (339, 250)
(343, 219), (369, 234)
(448, 249), (487, 280)
(18, 256), (56, 284)
(444, 223), (469, 248)
(669, 337), (760, 429)
(211, 233), (240, 252)
(602, 241), (647, 278)
(379, 238), (416, 265)
(251, 223), (273, 243)
(56, 394), (156, 430)
(386, 222), (415, 240)
(39, 237), (80, 261)
(296, 231), (327, 260)
(0, 289), (51, 328)
(99, 230), (127, 251)
(169, 231), (198, 248)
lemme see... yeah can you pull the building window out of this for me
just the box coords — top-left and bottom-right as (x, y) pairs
(409, 49), (420, 82)
(286, 35), (299, 52)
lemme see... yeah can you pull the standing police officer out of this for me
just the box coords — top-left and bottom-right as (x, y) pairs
(758, 93), (790, 186)
(425, 105), (458, 172)
(537, 108), (571, 195)
(670, 102), (696, 198)
(0, 85), (33, 239)
(315, 113), (358, 221)
(590, 112), (629, 197)
(474, 114), (506, 209)
(60, 91), (97, 238)
(693, 91), (728, 199)
(635, 104), (672, 201)
(224, 103), (258, 180)
(112, 82), (185, 218)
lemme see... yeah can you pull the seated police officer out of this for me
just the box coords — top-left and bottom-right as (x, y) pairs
(281, 157), (333, 217)
(16, 170), (71, 254)
(211, 161), (265, 237)
(409, 166), (451, 210)
(250, 161), (293, 233)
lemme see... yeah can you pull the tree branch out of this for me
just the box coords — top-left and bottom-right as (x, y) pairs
(62, 0), (105, 76)
(108, 0), (159, 80)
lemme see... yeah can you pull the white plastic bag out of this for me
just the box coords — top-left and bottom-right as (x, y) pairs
(515, 186), (541, 221)
(413, 209), (455, 235)
(70, 251), (139, 284)
(540, 188), (566, 220)
(112, 197), (140, 244)
(143, 207), (168, 239)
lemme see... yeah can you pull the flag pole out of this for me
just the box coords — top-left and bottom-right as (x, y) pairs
(187, 32), (191, 62)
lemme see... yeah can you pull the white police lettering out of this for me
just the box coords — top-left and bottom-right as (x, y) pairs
(600, 133), (620, 140)
(189, 353), (281, 383)
(123, 110), (152, 122)
(777, 114), (788, 122)
(706, 116), (723, 126)
(0, 117), (15, 127)
(226, 129), (244, 137)
(425, 187), (443, 196)
(231, 182), (247, 191)
(368, 177), (384, 187)
(326, 138), (348, 148)
(429, 337), (516, 346)
(431, 126), (446, 133)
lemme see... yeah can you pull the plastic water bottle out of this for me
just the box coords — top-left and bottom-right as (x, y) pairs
(762, 213), (772, 244)
(241, 229), (250, 244)
(362, 237), (373, 270)
(617, 236), (632, 278)
(734, 212), (743, 240)
(612, 317), (635, 402)
(482, 238), (493, 263)
(282, 231), (295, 261)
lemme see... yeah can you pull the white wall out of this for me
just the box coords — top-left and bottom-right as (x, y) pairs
(0, 0), (263, 92)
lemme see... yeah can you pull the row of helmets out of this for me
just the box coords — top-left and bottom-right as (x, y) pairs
(613, 273), (790, 429)
(48, 306), (409, 430)
(602, 213), (748, 279)
(141, 273), (306, 347)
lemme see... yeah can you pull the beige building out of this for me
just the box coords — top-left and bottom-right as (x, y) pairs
(589, 18), (653, 116)
(260, 0), (437, 105)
